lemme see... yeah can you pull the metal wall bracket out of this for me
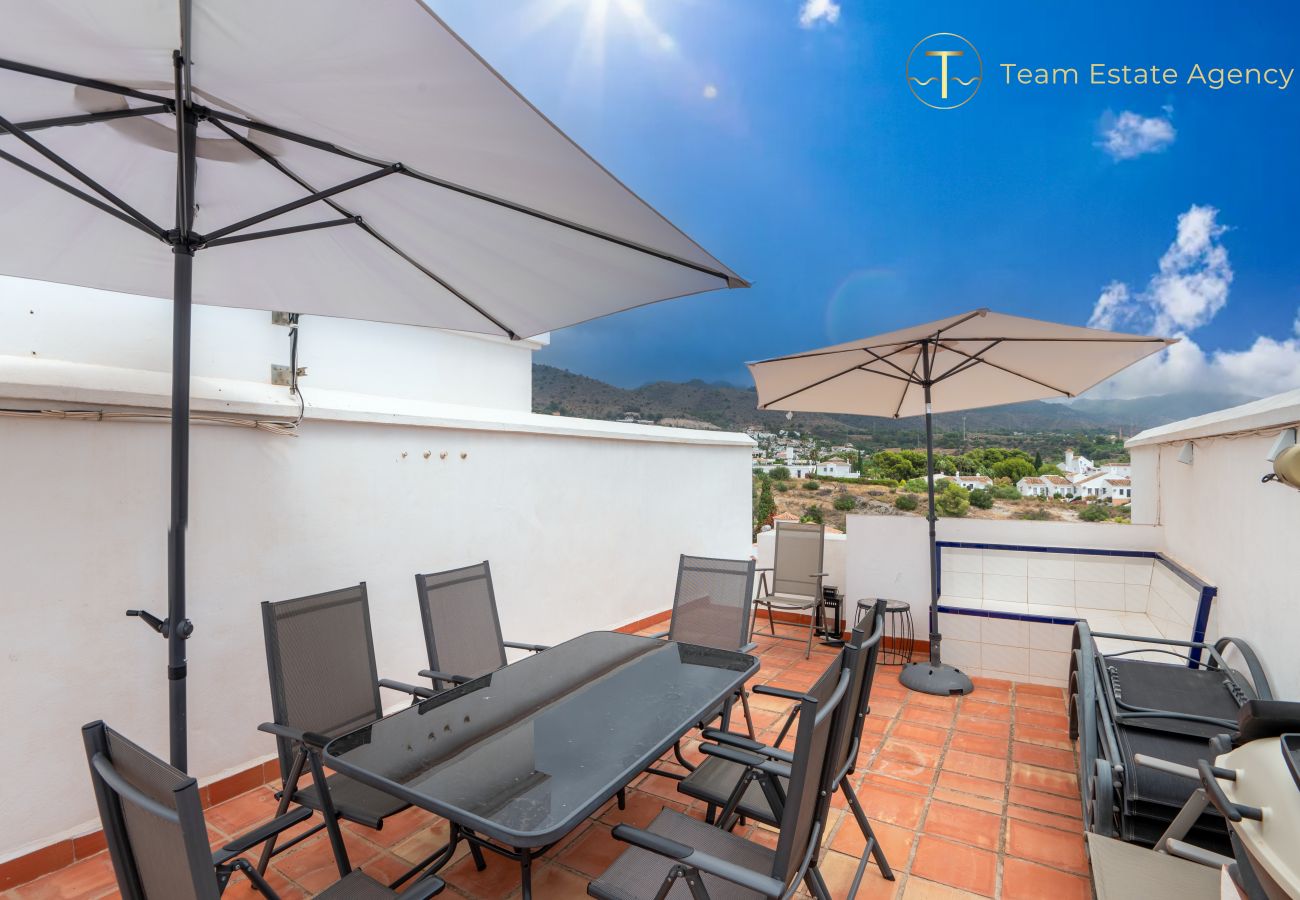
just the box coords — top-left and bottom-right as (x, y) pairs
(271, 364), (293, 386)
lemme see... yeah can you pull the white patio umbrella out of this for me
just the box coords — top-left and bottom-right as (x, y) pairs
(0, 0), (746, 768)
(748, 309), (1173, 695)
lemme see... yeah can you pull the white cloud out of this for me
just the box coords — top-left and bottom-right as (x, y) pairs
(1086, 205), (1300, 399)
(798, 0), (841, 28)
(1098, 109), (1176, 160)
(701, 83), (719, 100)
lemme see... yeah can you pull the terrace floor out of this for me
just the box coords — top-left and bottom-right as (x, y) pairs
(5, 630), (1088, 899)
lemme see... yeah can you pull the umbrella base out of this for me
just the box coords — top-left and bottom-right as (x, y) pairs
(899, 661), (974, 696)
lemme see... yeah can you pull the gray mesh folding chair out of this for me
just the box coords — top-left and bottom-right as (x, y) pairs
(752, 521), (827, 658)
(588, 650), (851, 900)
(646, 555), (759, 780)
(258, 583), (445, 879)
(414, 561), (548, 690)
(677, 600), (895, 898)
(82, 720), (444, 900)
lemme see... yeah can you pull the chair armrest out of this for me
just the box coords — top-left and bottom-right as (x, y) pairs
(379, 678), (436, 699)
(752, 684), (806, 701)
(418, 669), (473, 685)
(699, 742), (791, 779)
(397, 872), (447, 899)
(503, 639), (550, 653)
(258, 722), (329, 750)
(610, 824), (785, 898)
(213, 806), (313, 864)
(740, 641), (758, 653)
(701, 729), (794, 764)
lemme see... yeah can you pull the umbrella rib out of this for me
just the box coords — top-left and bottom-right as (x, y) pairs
(200, 166), (400, 243)
(206, 117), (519, 339)
(930, 339), (1002, 383)
(892, 346), (923, 418)
(936, 342), (1074, 397)
(12, 104), (172, 135)
(0, 56), (172, 105)
(198, 106), (740, 287)
(0, 112), (165, 237)
(201, 216), (361, 249)
(0, 144), (166, 241)
(758, 347), (917, 409)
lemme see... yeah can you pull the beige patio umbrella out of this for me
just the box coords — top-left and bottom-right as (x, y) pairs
(748, 309), (1174, 695)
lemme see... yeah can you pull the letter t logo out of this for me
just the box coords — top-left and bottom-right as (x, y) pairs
(926, 49), (965, 99)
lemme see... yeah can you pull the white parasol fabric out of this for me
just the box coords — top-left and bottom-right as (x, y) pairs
(0, 0), (745, 339)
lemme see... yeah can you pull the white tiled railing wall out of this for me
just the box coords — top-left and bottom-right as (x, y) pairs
(935, 545), (1210, 687)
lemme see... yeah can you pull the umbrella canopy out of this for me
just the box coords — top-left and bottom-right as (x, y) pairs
(0, 0), (745, 339)
(0, 0), (745, 769)
(749, 309), (1174, 416)
(748, 309), (1174, 695)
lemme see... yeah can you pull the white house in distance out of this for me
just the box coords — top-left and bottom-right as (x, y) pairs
(1017, 474), (1075, 497)
(937, 473), (994, 492)
(817, 457), (854, 478)
(1075, 472), (1132, 502)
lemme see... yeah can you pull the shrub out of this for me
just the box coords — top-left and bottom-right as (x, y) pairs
(767, 466), (791, 481)
(773, 481), (789, 492)
(1079, 503), (1111, 522)
(801, 504), (824, 524)
(935, 481), (970, 518)
(991, 483), (1021, 501)
(833, 494), (856, 511)
(1016, 508), (1052, 521)
(803, 479), (821, 490)
(969, 488), (994, 510)
(894, 493), (919, 511)
(862, 478), (899, 487)
(903, 477), (930, 493)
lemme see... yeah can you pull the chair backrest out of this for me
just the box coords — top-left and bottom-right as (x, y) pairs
(668, 555), (756, 651)
(770, 649), (852, 888)
(261, 583), (384, 781)
(82, 721), (219, 900)
(414, 561), (507, 683)
(831, 599), (889, 784)
(772, 521), (825, 599)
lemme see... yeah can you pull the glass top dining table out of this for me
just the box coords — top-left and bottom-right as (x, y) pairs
(324, 630), (760, 849)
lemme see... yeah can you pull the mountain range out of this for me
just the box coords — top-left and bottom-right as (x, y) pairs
(532, 364), (1254, 439)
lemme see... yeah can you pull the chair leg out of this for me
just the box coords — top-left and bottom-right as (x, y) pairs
(257, 750), (307, 875)
(739, 689), (756, 740)
(804, 608), (815, 658)
(844, 781), (894, 880)
(767, 601), (776, 635)
(305, 749), (351, 879)
(616, 788), (626, 810)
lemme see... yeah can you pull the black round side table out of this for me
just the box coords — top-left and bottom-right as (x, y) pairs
(856, 598), (913, 665)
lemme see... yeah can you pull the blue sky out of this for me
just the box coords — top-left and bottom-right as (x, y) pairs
(432, 0), (1300, 397)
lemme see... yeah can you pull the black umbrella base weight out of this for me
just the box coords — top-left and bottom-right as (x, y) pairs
(899, 660), (974, 696)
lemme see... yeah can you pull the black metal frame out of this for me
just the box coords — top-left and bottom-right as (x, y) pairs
(751, 521), (828, 659)
(0, 5), (742, 773)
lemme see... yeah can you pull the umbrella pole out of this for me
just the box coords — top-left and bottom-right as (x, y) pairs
(899, 341), (973, 696)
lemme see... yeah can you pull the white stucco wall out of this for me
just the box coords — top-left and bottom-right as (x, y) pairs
(0, 280), (754, 862)
(1127, 390), (1300, 700)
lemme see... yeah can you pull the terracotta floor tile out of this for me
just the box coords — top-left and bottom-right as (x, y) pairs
(878, 739), (945, 770)
(861, 786), (928, 830)
(1010, 763), (1079, 798)
(934, 771), (1006, 803)
(557, 823), (627, 878)
(815, 849), (900, 899)
(1007, 786), (1083, 819)
(909, 835), (997, 897)
(970, 677), (1014, 698)
(929, 788), (1002, 815)
(442, 846), (532, 898)
(946, 733), (1007, 762)
(1011, 724), (1072, 751)
(829, 816), (916, 870)
(1012, 708), (1069, 731)
(892, 722), (950, 747)
(204, 787), (284, 838)
(1001, 857), (1091, 900)
(909, 693), (961, 712)
(1011, 741), (1075, 772)
(941, 749), (1009, 783)
(861, 771), (933, 798)
(1014, 683), (1065, 699)
(871, 756), (937, 786)
(9, 854), (117, 900)
(901, 705), (956, 728)
(1004, 819), (1088, 875)
(527, 861), (596, 898)
(901, 876), (986, 899)
(952, 716), (1011, 740)
(921, 802), (1001, 851)
(1006, 804), (1081, 832)
(958, 700), (1012, 722)
(598, 789), (686, 830)
(1012, 691), (1066, 713)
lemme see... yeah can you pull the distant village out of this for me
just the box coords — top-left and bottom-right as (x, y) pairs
(747, 429), (1134, 504)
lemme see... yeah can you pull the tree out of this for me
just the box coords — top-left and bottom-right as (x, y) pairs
(894, 493), (919, 511)
(801, 504), (824, 524)
(870, 450), (918, 482)
(904, 476), (930, 493)
(1079, 503), (1111, 522)
(991, 483), (1021, 501)
(833, 494), (856, 511)
(1033, 451), (1043, 470)
(991, 457), (1036, 483)
(969, 488), (994, 510)
(755, 479), (775, 531)
(935, 481), (971, 517)
(768, 465), (791, 481)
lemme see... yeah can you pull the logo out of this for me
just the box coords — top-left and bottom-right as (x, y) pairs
(907, 33), (982, 109)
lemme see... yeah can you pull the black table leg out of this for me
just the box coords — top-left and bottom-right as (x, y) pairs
(518, 847), (533, 900)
